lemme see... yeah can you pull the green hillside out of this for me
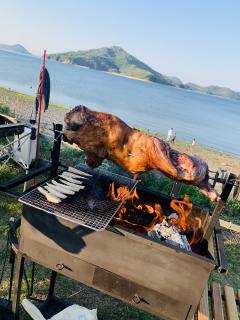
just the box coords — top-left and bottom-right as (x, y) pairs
(47, 46), (240, 100)
(185, 83), (240, 100)
(0, 43), (31, 55)
(47, 46), (183, 87)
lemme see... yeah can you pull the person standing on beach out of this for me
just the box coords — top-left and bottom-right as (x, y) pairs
(166, 128), (173, 142)
(170, 132), (176, 144)
(192, 138), (196, 146)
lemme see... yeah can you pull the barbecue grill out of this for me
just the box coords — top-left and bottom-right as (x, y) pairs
(11, 164), (218, 320)
(16, 209), (214, 320)
(1, 126), (235, 320)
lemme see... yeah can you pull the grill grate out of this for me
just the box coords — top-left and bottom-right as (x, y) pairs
(19, 164), (137, 231)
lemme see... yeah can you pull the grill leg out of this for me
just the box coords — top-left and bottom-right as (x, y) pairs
(8, 248), (16, 301)
(48, 270), (57, 298)
(12, 253), (25, 320)
(29, 262), (36, 297)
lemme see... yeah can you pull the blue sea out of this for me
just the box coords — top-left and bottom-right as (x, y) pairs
(0, 50), (240, 156)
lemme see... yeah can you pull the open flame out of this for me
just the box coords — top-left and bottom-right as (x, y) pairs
(169, 195), (203, 245)
(107, 182), (163, 233)
(108, 182), (203, 246)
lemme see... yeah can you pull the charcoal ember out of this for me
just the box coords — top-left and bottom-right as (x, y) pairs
(122, 205), (157, 227)
(148, 219), (192, 252)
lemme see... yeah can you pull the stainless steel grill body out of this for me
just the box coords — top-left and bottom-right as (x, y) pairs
(19, 165), (137, 231)
(18, 201), (214, 320)
(17, 165), (215, 320)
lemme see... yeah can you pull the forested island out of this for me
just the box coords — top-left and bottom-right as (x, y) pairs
(47, 46), (240, 100)
(1, 44), (239, 100)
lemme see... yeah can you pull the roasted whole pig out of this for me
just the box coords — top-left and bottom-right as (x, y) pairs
(63, 106), (219, 201)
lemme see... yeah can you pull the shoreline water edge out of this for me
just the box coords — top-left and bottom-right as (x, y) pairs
(0, 86), (239, 175)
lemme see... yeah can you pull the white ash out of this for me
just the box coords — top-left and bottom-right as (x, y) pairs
(168, 212), (178, 220)
(148, 218), (192, 252)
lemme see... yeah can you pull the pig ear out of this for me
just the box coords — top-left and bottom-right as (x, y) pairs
(79, 105), (89, 114)
(73, 105), (88, 113)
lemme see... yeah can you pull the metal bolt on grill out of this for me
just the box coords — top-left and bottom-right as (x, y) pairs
(19, 164), (137, 231)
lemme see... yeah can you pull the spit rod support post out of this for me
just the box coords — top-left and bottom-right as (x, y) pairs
(51, 123), (63, 177)
(220, 173), (236, 203)
(204, 173), (235, 241)
(214, 220), (228, 273)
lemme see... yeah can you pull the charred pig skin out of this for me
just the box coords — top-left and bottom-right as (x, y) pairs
(63, 106), (219, 201)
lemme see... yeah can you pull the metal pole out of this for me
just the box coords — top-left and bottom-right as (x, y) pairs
(51, 123), (63, 177)
(48, 271), (57, 298)
(8, 249), (16, 301)
(12, 253), (25, 319)
(204, 200), (225, 240)
(204, 173), (235, 240)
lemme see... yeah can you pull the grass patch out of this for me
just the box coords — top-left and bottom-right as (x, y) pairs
(0, 103), (15, 116)
(0, 87), (33, 103)
(0, 87), (68, 111)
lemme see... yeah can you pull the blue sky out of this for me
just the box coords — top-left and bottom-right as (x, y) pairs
(0, 0), (239, 90)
